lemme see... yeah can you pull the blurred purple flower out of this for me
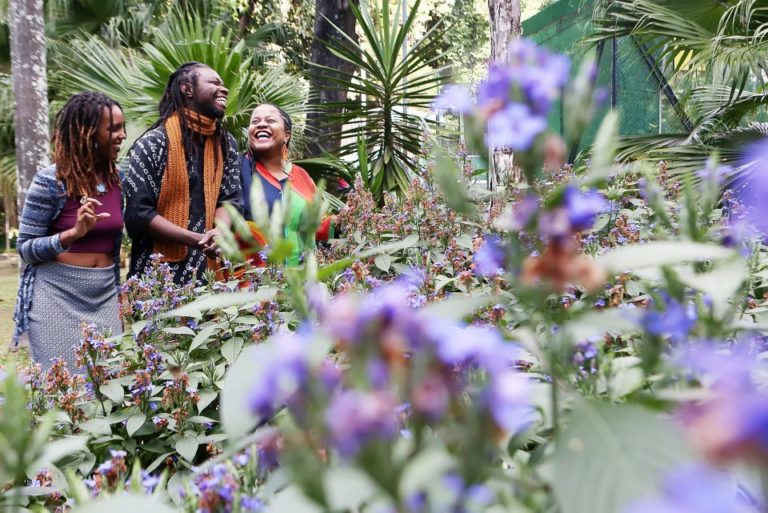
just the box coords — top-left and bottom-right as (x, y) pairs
(474, 236), (506, 276)
(325, 390), (399, 457)
(735, 138), (768, 234)
(642, 296), (696, 341)
(498, 195), (539, 231)
(477, 65), (512, 106)
(412, 373), (451, 421)
(434, 85), (474, 114)
(623, 464), (755, 513)
(487, 370), (533, 433)
(537, 208), (572, 239)
(486, 103), (547, 151)
(563, 186), (608, 231)
(247, 333), (309, 420)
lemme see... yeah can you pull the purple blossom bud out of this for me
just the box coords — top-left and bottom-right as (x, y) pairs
(434, 85), (474, 114)
(473, 236), (506, 277)
(485, 103), (547, 151)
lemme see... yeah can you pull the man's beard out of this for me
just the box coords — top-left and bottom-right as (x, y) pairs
(192, 100), (225, 120)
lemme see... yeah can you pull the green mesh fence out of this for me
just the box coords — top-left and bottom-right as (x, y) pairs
(522, 0), (689, 149)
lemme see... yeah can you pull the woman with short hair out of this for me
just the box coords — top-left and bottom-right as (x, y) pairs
(239, 103), (333, 266)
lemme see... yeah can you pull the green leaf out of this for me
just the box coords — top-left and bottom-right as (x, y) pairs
(126, 413), (147, 437)
(38, 437), (87, 467)
(189, 323), (224, 353)
(374, 254), (392, 272)
(99, 381), (124, 404)
(70, 494), (177, 513)
(162, 290), (276, 319)
(221, 345), (270, 439)
(263, 485), (323, 513)
(422, 294), (502, 320)
(563, 309), (640, 343)
(596, 242), (736, 274)
(78, 419), (111, 436)
(196, 390), (218, 413)
(221, 337), (244, 364)
(175, 436), (199, 463)
(550, 400), (694, 513)
(433, 150), (474, 217)
(324, 466), (378, 511)
(162, 326), (196, 336)
(586, 110), (619, 183)
(131, 320), (148, 338)
(609, 357), (645, 400)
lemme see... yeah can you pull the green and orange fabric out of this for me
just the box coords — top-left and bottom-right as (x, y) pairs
(239, 155), (335, 266)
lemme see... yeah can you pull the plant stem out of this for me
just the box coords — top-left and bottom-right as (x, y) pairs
(550, 372), (559, 440)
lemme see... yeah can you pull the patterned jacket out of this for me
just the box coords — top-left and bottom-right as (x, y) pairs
(13, 165), (122, 344)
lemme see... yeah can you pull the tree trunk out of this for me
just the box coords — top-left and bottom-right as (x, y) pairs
(10, 0), (50, 216)
(238, 0), (258, 35)
(488, 0), (521, 186)
(305, 0), (358, 158)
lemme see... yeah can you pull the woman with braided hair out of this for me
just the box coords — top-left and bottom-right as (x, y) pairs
(124, 61), (242, 284)
(13, 92), (126, 369)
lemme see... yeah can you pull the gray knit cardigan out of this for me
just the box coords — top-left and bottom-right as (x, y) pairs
(13, 165), (122, 344)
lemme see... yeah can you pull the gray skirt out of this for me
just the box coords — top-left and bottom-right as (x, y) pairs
(28, 261), (121, 371)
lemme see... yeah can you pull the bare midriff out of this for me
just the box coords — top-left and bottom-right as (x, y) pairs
(55, 252), (114, 268)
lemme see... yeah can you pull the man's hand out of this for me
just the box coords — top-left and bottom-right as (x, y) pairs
(198, 229), (220, 258)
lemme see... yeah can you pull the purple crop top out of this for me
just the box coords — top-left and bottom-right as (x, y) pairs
(51, 183), (123, 253)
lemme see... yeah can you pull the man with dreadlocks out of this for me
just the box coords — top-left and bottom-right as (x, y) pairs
(14, 92), (126, 370)
(124, 62), (242, 284)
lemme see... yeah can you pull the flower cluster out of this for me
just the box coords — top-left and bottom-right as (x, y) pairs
(161, 372), (201, 427)
(435, 39), (569, 151)
(84, 450), (129, 495)
(676, 342), (768, 463)
(246, 284), (534, 462)
(186, 462), (262, 513)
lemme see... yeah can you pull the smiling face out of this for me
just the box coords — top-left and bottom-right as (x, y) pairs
(184, 65), (228, 119)
(94, 105), (126, 163)
(248, 104), (291, 157)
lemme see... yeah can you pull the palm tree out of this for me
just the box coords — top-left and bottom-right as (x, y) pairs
(57, 6), (307, 151)
(591, 0), (768, 177)
(314, 0), (451, 201)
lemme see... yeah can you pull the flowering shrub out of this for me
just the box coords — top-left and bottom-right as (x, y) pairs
(5, 37), (768, 513)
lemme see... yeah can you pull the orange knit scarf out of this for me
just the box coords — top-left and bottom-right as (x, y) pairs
(154, 109), (224, 262)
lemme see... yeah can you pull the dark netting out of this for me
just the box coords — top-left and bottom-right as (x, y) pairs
(522, 0), (690, 150)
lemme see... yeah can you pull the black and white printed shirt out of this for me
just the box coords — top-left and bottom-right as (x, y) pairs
(123, 125), (242, 285)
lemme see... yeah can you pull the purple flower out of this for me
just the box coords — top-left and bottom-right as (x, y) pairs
(434, 85), (474, 114)
(247, 333), (309, 420)
(735, 138), (768, 233)
(485, 103), (547, 151)
(563, 186), (608, 231)
(477, 65), (513, 106)
(499, 195), (539, 231)
(642, 296), (696, 341)
(486, 370), (533, 433)
(473, 236), (506, 277)
(412, 373), (451, 420)
(241, 495), (263, 512)
(537, 208), (572, 239)
(325, 390), (398, 457)
(623, 465), (755, 513)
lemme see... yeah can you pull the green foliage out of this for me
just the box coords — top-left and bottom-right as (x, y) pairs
(550, 400), (695, 513)
(591, 0), (768, 177)
(314, 0), (451, 201)
(56, 7), (306, 149)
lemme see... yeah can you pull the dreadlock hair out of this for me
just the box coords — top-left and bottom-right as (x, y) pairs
(153, 61), (229, 165)
(249, 103), (293, 162)
(54, 91), (123, 198)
